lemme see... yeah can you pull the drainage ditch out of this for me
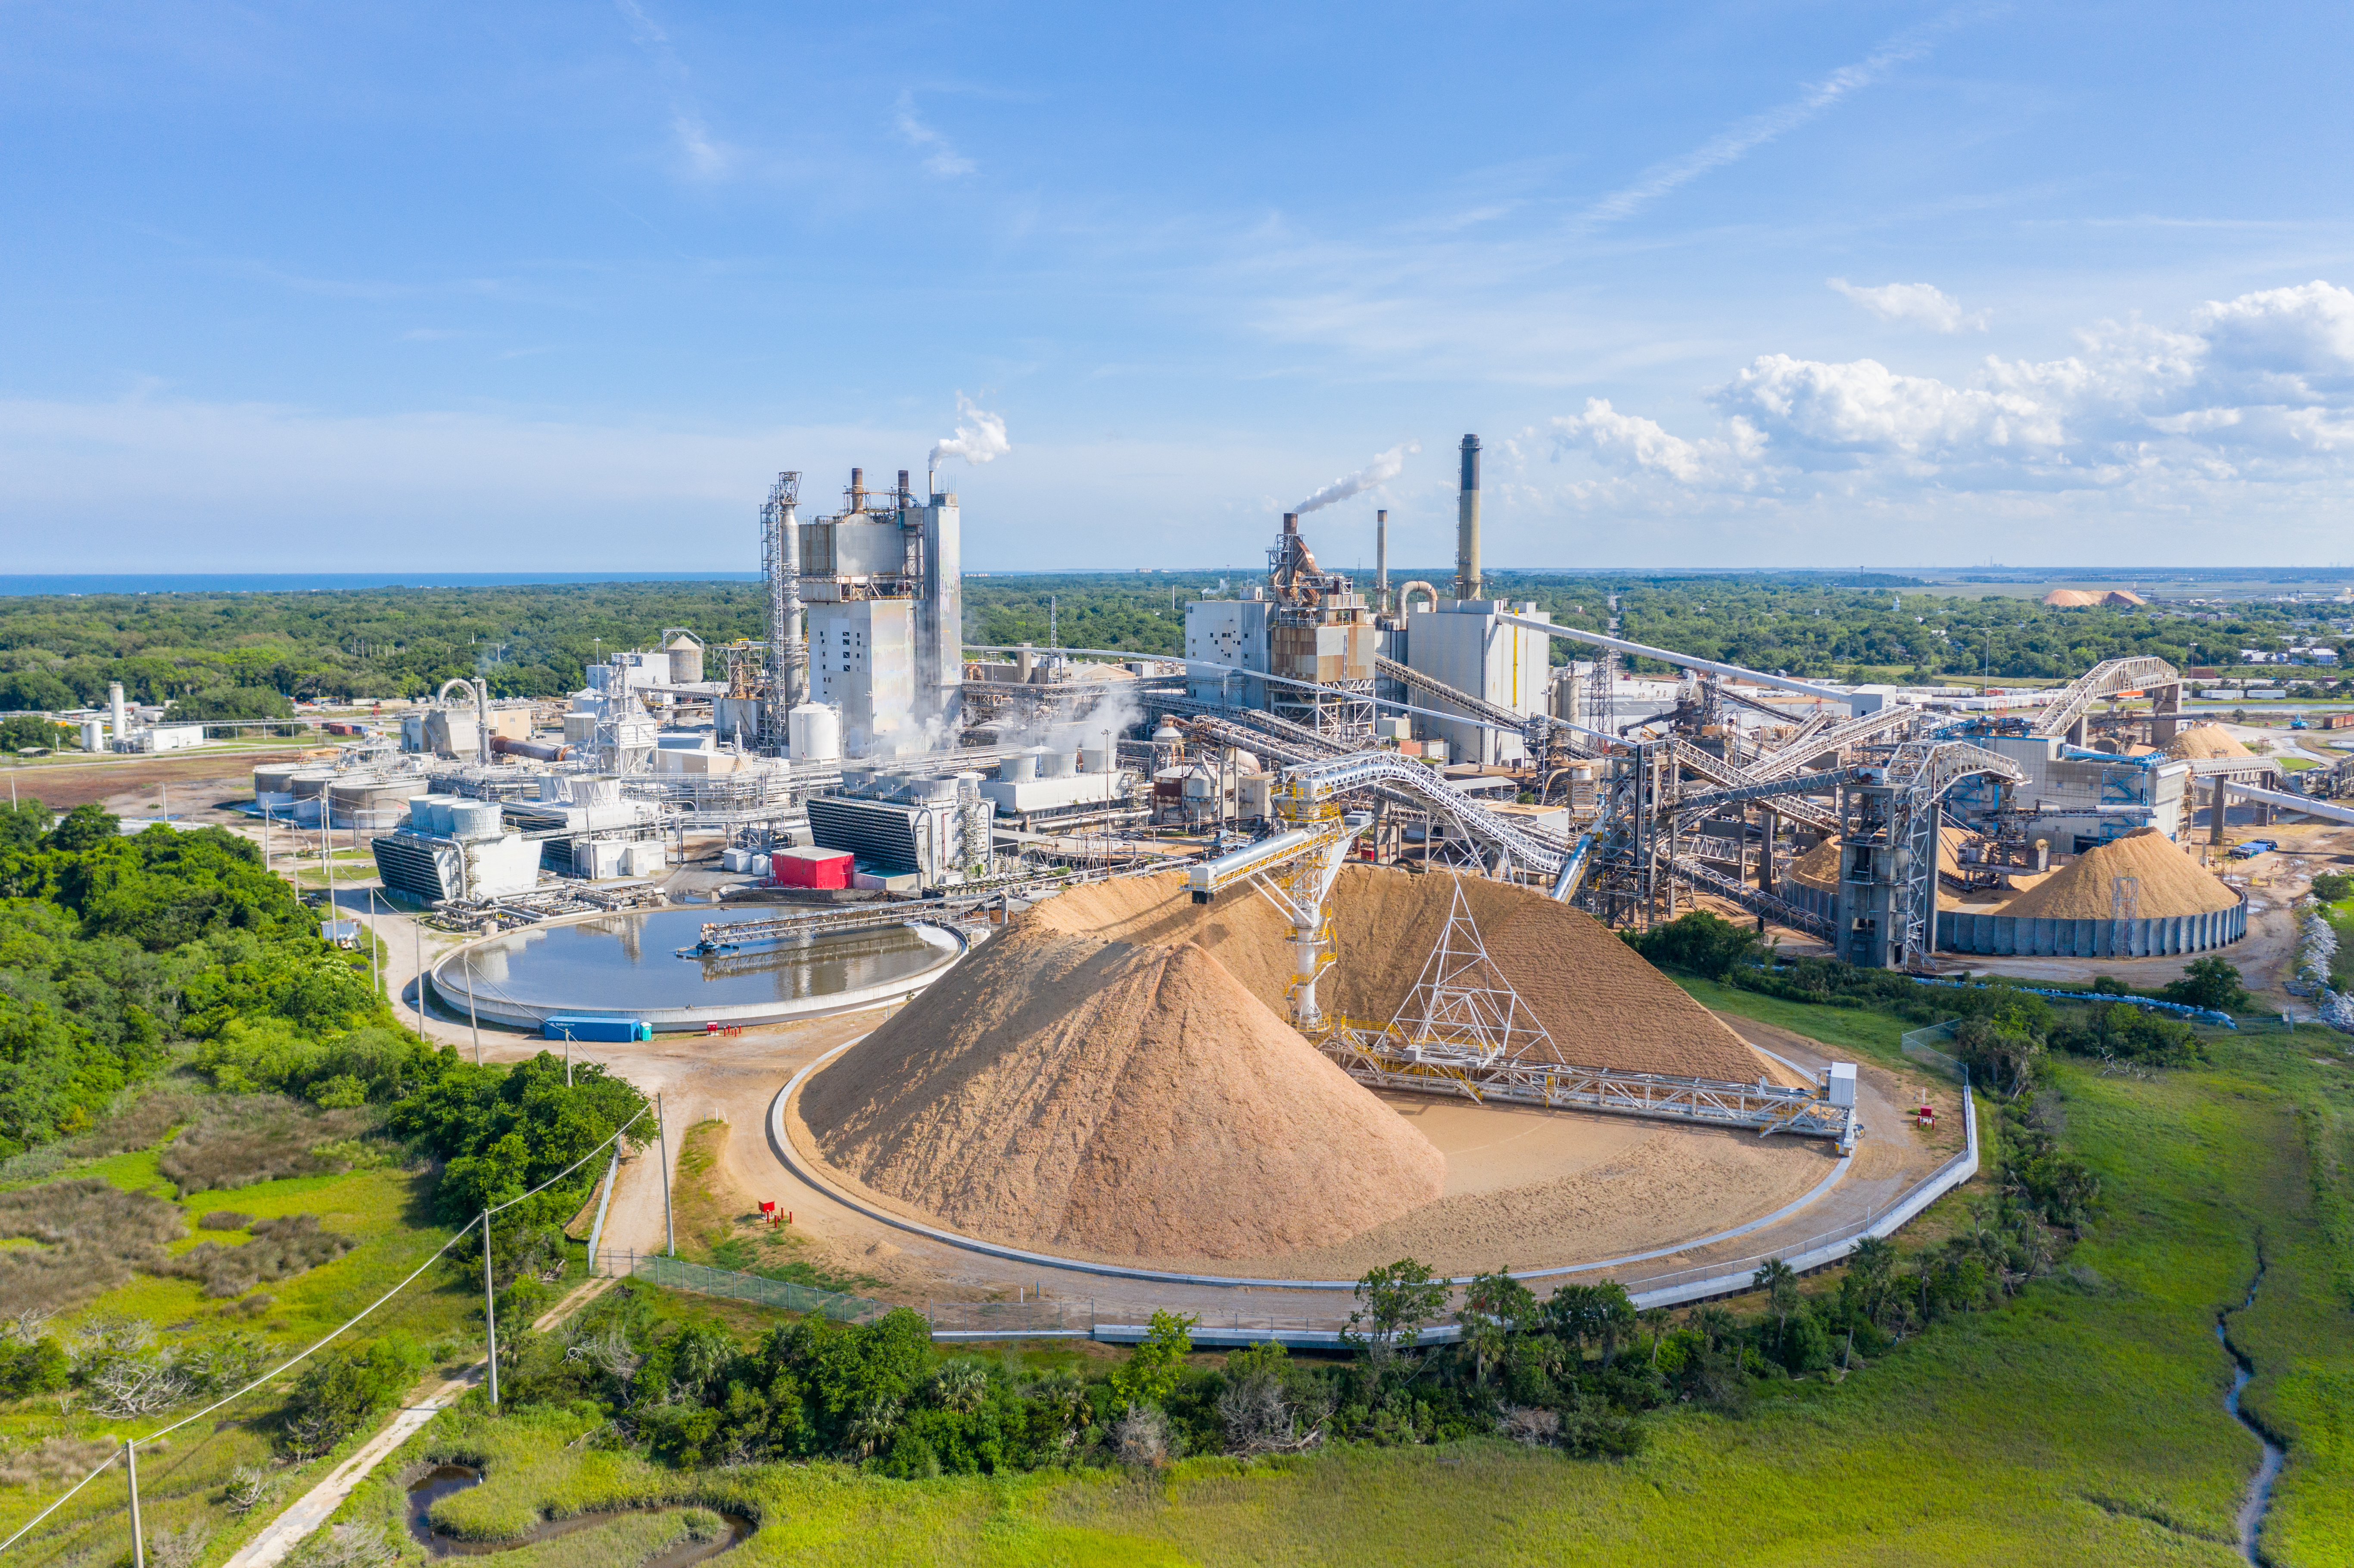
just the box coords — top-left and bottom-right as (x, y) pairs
(405, 1465), (750, 1568)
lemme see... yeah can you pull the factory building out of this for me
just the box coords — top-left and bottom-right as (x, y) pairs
(1975, 734), (2193, 851)
(775, 467), (963, 757)
(1183, 512), (1377, 740)
(1399, 600), (1554, 767)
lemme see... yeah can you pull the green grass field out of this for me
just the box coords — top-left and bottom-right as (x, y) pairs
(237, 990), (2352, 1568)
(0, 1123), (488, 1568)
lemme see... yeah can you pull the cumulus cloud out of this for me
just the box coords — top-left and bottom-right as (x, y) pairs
(1545, 280), (2354, 499)
(1828, 278), (1988, 333)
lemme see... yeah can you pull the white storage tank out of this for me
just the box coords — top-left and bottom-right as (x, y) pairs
(447, 801), (505, 841)
(81, 720), (108, 753)
(789, 703), (841, 762)
(750, 853), (772, 879)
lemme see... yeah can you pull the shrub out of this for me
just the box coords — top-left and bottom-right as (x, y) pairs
(2312, 870), (2353, 904)
(277, 1340), (421, 1459)
(2159, 956), (2251, 1013)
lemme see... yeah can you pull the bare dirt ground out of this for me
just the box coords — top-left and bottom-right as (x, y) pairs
(4, 750), (314, 814)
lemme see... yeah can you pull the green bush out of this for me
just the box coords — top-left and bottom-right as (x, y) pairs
(277, 1338), (422, 1458)
(2312, 870), (2353, 904)
(2158, 955), (2250, 1013)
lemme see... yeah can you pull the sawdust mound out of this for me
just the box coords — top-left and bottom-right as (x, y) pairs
(798, 921), (1448, 1259)
(1997, 827), (2242, 920)
(1787, 836), (1843, 890)
(1040, 867), (1767, 1083)
(2166, 723), (2253, 760)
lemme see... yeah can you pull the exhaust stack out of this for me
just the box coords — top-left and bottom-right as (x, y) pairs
(1454, 434), (1482, 603)
(1376, 508), (1389, 616)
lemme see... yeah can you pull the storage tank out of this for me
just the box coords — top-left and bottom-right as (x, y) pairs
(665, 634), (704, 684)
(999, 750), (1037, 782)
(788, 703), (841, 762)
(252, 763), (301, 795)
(80, 720), (107, 753)
(328, 776), (418, 831)
(287, 768), (337, 800)
(447, 801), (504, 841)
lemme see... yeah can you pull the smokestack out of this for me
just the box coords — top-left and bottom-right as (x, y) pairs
(1376, 509), (1389, 616)
(897, 468), (910, 506)
(850, 467), (864, 512)
(109, 681), (126, 742)
(1283, 512), (1298, 534)
(1455, 435), (1482, 603)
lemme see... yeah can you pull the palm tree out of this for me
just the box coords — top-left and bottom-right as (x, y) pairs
(1850, 1236), (1897, 1324)
(1754, 1258), (1800, 1342)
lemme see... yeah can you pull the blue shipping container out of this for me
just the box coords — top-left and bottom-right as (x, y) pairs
(542, 1015), (653, 1042)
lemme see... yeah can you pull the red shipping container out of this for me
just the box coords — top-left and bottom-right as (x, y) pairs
(771, 847), (853, 889)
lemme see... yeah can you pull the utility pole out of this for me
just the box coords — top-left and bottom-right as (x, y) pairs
(125, 1440), (143, 1568)
(657, 1092), (675, 1257)
(481, 1210), (499, 1408)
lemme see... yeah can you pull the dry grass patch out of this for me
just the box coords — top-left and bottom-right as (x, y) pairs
(159, 1097), (377, 1196)
(159, 1213), (356, 1297)
(0, 1179), (186, 1313)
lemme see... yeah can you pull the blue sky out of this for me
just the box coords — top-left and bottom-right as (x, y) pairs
(5, 1), (2353, 572)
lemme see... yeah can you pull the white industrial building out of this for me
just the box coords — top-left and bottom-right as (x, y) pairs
(1399, 600), (1554, 766)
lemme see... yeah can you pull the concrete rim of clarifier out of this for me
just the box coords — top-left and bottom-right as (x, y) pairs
(425, 907), (969, 1033)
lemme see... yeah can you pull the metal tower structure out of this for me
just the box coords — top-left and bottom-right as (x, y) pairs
(759, 471), (805, 754)
(1382, 878), (1555, 1070)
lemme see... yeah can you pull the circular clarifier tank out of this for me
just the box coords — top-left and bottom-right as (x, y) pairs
(428, 907), (965, 1033)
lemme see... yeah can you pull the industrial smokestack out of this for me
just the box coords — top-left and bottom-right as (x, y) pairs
(1455, 434), (1482, 603)
(850, 467), (865, 512)
(897, 469), (910, 507)
(1376, 509), (1389, 616)
(108, 681), (127, 742)
(1283, 512), (1298, 534)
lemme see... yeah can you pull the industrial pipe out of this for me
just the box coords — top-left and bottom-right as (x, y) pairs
(2217, 779), (2354, 828)
(492, 736), (567, 762)
(1492, 613), (1857, 712)
(434, 677), (491, 765)
(1397, 580), (1440, 616)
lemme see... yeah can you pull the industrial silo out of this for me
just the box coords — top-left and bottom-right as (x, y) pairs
(666, 633), (705, 684)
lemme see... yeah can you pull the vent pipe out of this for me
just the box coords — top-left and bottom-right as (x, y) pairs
(1376, 509), (1389, 616)
(1455, 434), (1482, 603)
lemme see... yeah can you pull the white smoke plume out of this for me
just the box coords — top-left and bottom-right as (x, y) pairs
(1291, 440), (1419, 515)
(929, 394), (1010, 470)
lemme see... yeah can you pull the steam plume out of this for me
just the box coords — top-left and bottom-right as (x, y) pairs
(1292, 440), (1419, 514)
(929, 394), (1010, 469)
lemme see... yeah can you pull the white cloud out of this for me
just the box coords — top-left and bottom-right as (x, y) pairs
(1828, 278), (1989, 332)
(1542, 280), (2354, 504)
(895, 94), (976, 178)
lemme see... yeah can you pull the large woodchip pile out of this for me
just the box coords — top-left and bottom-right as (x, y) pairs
(799, 866), (1766, 1260)
(2166, 723), (2253, 760)
(1996, 827), (2241, 920)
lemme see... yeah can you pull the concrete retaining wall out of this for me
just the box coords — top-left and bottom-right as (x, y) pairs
(1936, 896), (2245, 957)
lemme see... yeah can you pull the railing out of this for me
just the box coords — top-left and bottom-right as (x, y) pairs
(602, 1251), (893, 1323)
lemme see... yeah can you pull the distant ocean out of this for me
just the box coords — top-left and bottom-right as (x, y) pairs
(0, 572), (764, 596)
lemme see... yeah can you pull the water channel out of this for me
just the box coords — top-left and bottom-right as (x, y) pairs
(2215, 1272), (2285, 1565)
(405, 1465), (750, 1568)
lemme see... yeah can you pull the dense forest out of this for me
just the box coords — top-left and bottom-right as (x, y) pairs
(0, 800), (400, 1155)
(0, 572), (2344, 714)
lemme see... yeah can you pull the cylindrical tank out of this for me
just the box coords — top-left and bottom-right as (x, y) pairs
(665, 633), (704, 684)
(1080, 742), (1113, 775)
(252, 763), (301, 795)
(109, 682), (128, 739)
(407, 796), (437, 831)
(750, 853), (772, 879)
(788, 703), (841, 762)
(447, 801), (504, 840)
(1040, 747), (1074, 778)
(1182, 765), (1217, 801)
(288, 768), (337, 800)
(912, 777), (959, 804)
(1151, 720), (1183, 745)
(999, 750), (1037, 782)
(81, 719), (107, 753)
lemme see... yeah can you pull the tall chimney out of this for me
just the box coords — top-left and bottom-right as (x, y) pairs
(1376, 509), (1389, 616)
(109, 681), (127, 742)
(850, 467), (865, 512)
(1455, 435), (1482, 603)
(1283, 512), (1298, 534)
(897, 468), (910, 507)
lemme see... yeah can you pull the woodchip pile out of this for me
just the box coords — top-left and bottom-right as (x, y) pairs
(797, 865), (1770, 1260)
(1996, 827), (2242, 920)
